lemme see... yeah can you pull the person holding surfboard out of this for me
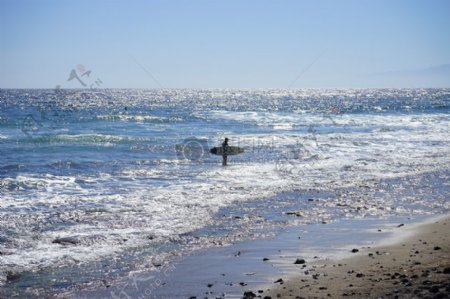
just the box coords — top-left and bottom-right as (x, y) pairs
(222, 137), (229, 166)
(209, 138), (244, 165)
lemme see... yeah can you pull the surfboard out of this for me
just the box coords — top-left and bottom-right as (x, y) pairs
(210, 146), (244, 156)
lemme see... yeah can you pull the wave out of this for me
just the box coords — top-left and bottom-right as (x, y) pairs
(17, 133), (149, 145)
(94, 114), (182, 123)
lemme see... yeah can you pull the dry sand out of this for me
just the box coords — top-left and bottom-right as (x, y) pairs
(252, 216), (450, 299)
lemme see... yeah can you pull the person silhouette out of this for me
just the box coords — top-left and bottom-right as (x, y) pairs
(222, 137), (229, 166)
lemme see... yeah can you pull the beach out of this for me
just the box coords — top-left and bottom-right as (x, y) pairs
(2, 1), (450, 298)
(1, 89), (449, 298)
(67, 215), (450, 299)
(264, 215), (450, 299)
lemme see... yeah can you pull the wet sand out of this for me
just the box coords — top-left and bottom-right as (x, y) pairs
(262, 216), (450, 299)
(65, 215), (450, 299)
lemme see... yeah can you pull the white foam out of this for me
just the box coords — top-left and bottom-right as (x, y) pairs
(96, 114), (173, 123)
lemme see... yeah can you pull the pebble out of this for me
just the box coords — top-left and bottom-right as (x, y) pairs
(52, 237), (80, 245)
(6, 271), (21, 282)
(274, 278), (284, 284)
(294, 259), (306, 264)
(243, 291), (256, 299)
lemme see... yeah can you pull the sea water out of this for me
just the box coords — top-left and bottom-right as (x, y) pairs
(0, 88), (449, 297)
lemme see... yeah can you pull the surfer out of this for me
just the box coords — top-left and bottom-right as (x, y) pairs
(222, 137), (229, 166)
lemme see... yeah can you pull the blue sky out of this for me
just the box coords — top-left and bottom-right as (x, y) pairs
(1, 0), (449, 88)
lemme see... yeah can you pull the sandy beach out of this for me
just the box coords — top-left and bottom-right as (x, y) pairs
(64, 215), (449, 299)
(2, 1), (450, 298)
(260, 216), (450, 299)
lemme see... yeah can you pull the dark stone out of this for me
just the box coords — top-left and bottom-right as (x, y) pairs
(286, 211), (303, 217)
(52, 237), (80, 245)
(356, 273), (365, 278)
(207, 283), (213, 288)
(294, 258), (306, 264)
(239, 282), (247, 286)
(6, 271), (21, 282)
(429, 286), (440, 293)
(351, 249), (359, 253)
(443, 267), (450, 274)
(274, 278), (284, 284)
(243, 291), (256, 299)
(433, 246), (442, 251)
(263, 297), (272, 299)
(263, 258), (270, 261)
(397, 224), (404, 227)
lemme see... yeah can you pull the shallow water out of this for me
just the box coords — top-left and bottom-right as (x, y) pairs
(0, 88), (449, 297)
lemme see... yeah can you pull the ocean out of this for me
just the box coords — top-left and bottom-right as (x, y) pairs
(0, 88), (449, 297)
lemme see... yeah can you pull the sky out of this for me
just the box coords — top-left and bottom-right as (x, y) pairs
(1, 0), (449, 88)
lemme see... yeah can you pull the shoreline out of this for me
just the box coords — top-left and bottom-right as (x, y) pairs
(63, 214), (450, 299)
(265, 214), (450, 299)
